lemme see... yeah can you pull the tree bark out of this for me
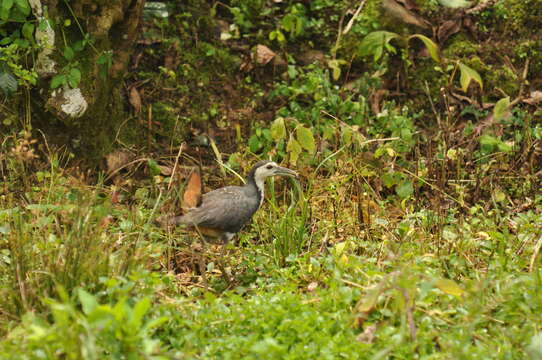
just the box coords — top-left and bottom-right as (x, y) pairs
(33, 0), (145, 163)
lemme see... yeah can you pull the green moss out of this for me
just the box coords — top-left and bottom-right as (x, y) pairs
(442, 36), (479, 59)
(491, 0), (542, 37)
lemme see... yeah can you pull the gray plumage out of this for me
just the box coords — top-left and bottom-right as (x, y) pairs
(166, 160), (297, 242)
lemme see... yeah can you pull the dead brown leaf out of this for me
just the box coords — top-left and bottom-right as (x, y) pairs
(254, 44), (276, 65)
(307, 282), (318, 292)
(396, 0), (419, 10)
(369, 89), (388, 115)
(437, 19), (462, 44)
(356, 324), (377, 344)
(523, 90), (542, 105)
(382, 0), (431, 29)
(129, 87), (142, 113)
(105, 149), (134, 175)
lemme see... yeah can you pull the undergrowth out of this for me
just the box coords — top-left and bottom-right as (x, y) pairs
(2, 0), (542, 359)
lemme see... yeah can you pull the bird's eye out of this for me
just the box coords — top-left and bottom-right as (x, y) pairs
(266, 165), (273, 169)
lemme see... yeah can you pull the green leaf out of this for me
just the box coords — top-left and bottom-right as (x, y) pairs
(396, 180), (413, 199)
(0, 0), (14, 20)
(131, 297), (151, 329)
(493, 96), (510, 121)
(50, 74), (66, 89)
(147, 159), (161, 176)
(295, 125), (316, 153)
(409, 34), (440, 63)
(21, 22), (34, 40)
(458, 62), (483, 92)
(286, 137), (302, 165)
(0, 70), (18, 95)
(328, 59), (342, 80)
(435, 278), (465, 297)
(270, 117), (287, 141)
(14, 0), (30, 16)
(68, 68), (81, 88)
(248, 135), (261, 153)
(359, 31), (400, 61)
(63, 46), (75, 61)
(78, 289), (98, 315)
(438, 0), (471, 8)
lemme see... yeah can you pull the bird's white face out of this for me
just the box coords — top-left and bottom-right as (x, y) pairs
(253, 161), (298, 183)
(251, 161), (297, 207)
(254, 161), (279, 182)
(252, 161), (297, 197)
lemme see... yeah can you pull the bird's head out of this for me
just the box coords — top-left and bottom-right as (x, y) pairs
(250, 160), (298, 183)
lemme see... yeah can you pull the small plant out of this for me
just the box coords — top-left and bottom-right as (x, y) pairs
(0, 0), (37, 95)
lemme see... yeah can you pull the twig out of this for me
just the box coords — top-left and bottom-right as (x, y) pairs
(168, 143), (185, 191)
(465, 0), (497, 15)
(343, 0), (367, 35)
(529, 236), (542, 272)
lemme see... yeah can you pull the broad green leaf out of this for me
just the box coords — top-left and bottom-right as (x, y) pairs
(144, 316), (169, 331)
(359, 31), (400, 61)
(328, 59), (341, 80)
(50, 74), (66, 89)
(409, 34), (440, 63)
(15, 0), (30, 16)
(438, 0), (471, 8)
(334, 241), (347, 256)
(295, 125), (316, 153)
(21, 22), (34, 40)
(78, 289), (98, 315)
(0, 70), (18, 95)
(131, 297), (151, 328)
(435, 278), (465, 297)
(248, 135), (261, 153)
(270, 117), (286, 141)
(396, 180), (413, 199)
(458, 62), (483, 92)
(0, 0), (14, 20)
(286, 136), (302, 165)
(63, 46), (75, 61)
(493, 96), (510, 121)
(68, 68), (81, 88)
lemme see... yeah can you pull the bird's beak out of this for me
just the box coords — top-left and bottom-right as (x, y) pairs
(273, 166), (298, 178)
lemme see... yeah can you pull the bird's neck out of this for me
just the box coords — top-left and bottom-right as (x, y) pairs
(247, 176), (265, 208)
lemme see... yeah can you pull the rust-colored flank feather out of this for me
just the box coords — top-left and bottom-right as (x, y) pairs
(183, 167), (203, 210)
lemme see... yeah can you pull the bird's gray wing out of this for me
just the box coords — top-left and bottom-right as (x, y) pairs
(180, 186), (260, 233)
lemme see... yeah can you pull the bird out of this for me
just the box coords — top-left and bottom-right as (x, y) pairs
(163, 160), (298, 244)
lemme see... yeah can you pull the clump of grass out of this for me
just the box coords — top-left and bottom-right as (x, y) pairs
(0, 152), (163, 324)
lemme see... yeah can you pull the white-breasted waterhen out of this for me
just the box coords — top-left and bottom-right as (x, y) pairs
(164, 160), (298, 243)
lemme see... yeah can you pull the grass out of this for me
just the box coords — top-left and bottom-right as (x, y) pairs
(1, 138), (541, 359)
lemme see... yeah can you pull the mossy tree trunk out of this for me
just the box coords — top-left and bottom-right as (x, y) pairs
(33, 0), (145, 163)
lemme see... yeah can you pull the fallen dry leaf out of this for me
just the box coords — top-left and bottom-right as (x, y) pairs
(369, 89), (388, 115)
(356, 324), (377, 344)
(437, 19), (462, 44)
(254, 44), (276, 65)
(307, 282), (318, 292)
(397, 0), (419, 10)
(105, 149), (134, 175)
(382, 0), (431, 29)
(129, 86), (142, 113)
(523, 91), (542, 105)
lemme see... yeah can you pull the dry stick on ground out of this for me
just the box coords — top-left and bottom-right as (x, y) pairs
(168, 142), (184, 191)
(398, 286), (417, 341)
(529, 236), (542, 272)
(332, 0), (367, 60)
